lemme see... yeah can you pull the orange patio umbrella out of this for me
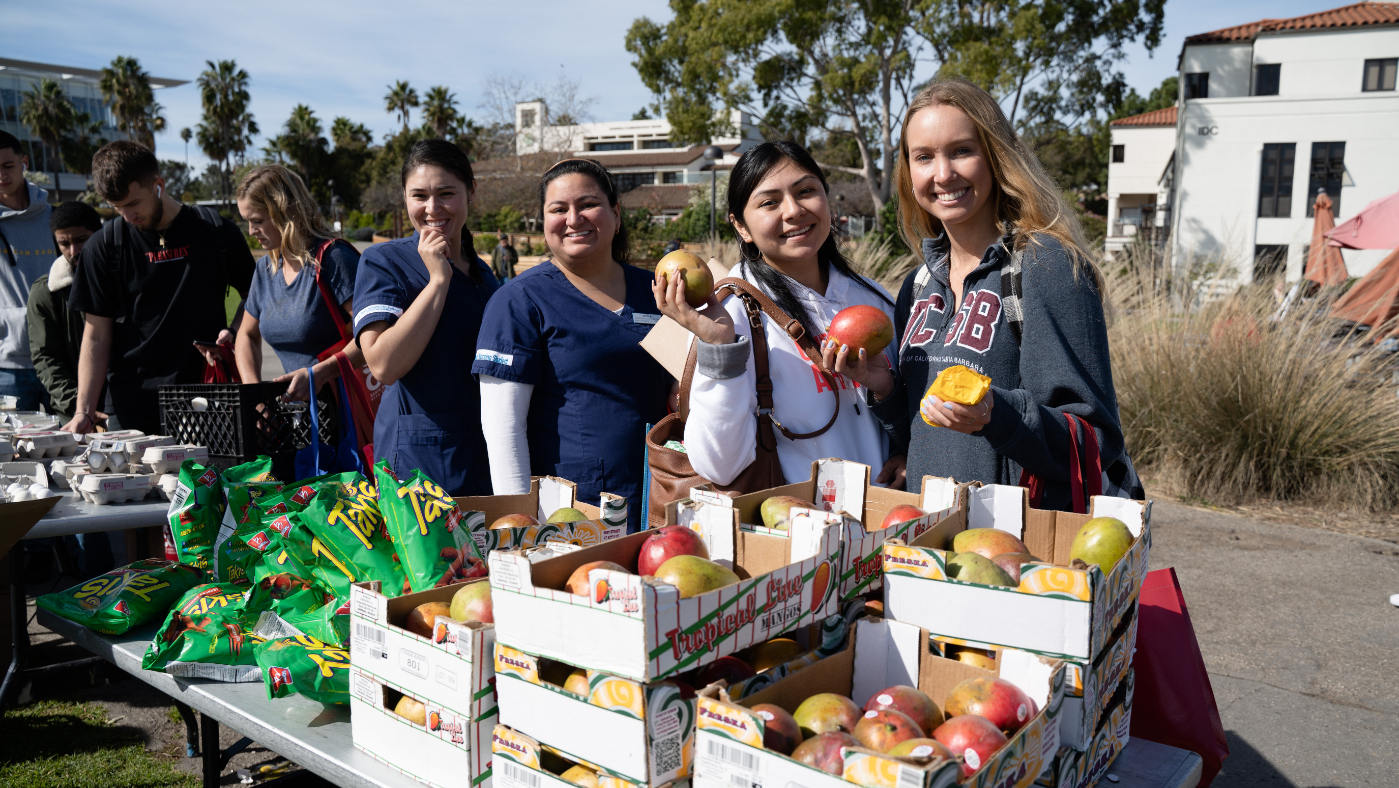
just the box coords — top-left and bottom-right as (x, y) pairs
(1330, 246), (1399, 340)
(1304, 191), (1348, 287)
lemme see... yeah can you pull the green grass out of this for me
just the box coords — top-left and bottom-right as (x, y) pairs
(0, 699), (197, 788)
(225, 287), (242, 325)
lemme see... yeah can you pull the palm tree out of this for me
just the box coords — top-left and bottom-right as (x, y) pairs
(196, 59), (256, 203)
(282, 104), (326, 183)
(384, 81), (419, 133)
(180, 127), (192, 165)
(100, 56), (160, 151)
(422, 86), (460, 139)
(19, 78), (74, 172)
(330, 117), (372, 150)
(61, 111), (105, 175)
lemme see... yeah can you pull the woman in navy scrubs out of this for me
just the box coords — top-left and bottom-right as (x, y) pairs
(353, 140), (498, 495)
(474, 159), (670, 531)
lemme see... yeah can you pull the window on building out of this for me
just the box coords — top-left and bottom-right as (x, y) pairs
(1257, 143), (1296, 218)
(0, 88), (21, 122)
(520, 109), (536, 127)
(589, 141), (634, 152)
(1184, 72), (1210, 99)
(1253, 64), (1281, 96)
(1363, 58), (1398, 91)
(1254, 245), (1288, 281)
(662, 171), (685, 184)
(1111, 144), (1124, 163)
(612, 172), (655, 193)
(1306, 142), (1346, 217)
(640, 139), (672, 149)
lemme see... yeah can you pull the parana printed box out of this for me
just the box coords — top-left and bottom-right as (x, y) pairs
(457, 475), (628, 554)
(1034, 670), (1134, 788)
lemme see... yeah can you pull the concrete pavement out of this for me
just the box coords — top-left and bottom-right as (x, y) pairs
(1147, 501), (1399, 787)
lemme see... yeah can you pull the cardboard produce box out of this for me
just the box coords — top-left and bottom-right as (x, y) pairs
(492, 724), (663, 788)
(488, 502), (843, 683)
(0, 496), (60, 559)
(693, 618), (1066, 788)
(458, 476), (627, 555)
(679, 459), (964, 601)
(493, 623), (854, 787)
(351, 665), (495, 788)
(1034, 670), (1133, 788)
(349, 579), (497, 787)
(883, 487), (1150, 661)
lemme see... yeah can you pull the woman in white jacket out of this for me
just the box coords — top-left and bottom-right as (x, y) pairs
(654, 141), (905, 489)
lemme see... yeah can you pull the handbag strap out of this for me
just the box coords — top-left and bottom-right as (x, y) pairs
(676, 277), (840, 441)
(305, 366), (322, 473)
(313, 239), (353, 344)
(1018, 412), (1104, 513)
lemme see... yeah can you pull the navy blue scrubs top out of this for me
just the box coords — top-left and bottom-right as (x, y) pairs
(472, 261), (671, 531)
(353, 234), (499, 496)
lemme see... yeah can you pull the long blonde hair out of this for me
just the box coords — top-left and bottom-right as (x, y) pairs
(235, 164), (331, 271)
(894, 78), (1100, 287)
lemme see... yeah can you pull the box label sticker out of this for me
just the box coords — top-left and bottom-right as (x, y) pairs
(493, 561), (523, 591)
(650, 705), (685, 777)
(698, 737), (762, 788)
(353, 671), (377, 704)
(353, 622), (387, 660)
(399, 647), (429, 679)
(497, 759), (542, 788)
(352, 589), (382, 622)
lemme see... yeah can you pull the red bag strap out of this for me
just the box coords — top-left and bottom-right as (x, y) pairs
(313, 239), (353, 344)
(1065, 414), (1085, 514)
(1073, 413), (1104, 501)
(1018, 412), (1104, 513)
(334, 350), (375, 449)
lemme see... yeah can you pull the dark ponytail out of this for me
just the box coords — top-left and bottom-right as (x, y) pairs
(401, 139), (483, 282)
(727, 141), (891, 343)
(539, 158), (630, 262)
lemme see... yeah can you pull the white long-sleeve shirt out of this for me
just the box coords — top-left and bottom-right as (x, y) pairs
(686, 263), (896, 486)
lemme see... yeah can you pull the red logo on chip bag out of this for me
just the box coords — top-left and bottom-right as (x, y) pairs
(292, 486), (316, 505)
(246, 532), (272, 551)
(270, 515), (293, 536)
(197, 469), (219, 487)
(268, 666), (293, 691)
(266, 502), (288, 515)
(115, 601), (130, 615)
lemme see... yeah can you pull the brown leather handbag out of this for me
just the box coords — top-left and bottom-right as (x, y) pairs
(645, 278), (841, 527)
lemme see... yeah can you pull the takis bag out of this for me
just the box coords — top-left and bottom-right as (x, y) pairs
(297, 473), (403, 598)
(213, 457), (283, 581)
(141, 583), (269, 681)
(37, 559), (206, 635)
(375, 460), (486, 595)
(254, 634), (352, 705)
(165, 461), (226, 573)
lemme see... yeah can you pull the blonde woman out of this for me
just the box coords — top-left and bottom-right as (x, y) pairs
(234, 164), (364, 401)
(838, 79), (1141, 508)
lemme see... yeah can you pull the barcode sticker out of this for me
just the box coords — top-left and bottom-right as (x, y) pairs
(897, 764), (925, 788)
(698, 736), (762, 788)
(354, 623), (387, 659)
(498, 760), (541, 788)
(649, 706), (685, 778)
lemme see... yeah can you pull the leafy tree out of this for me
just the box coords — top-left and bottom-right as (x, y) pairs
(61, 112), (106, 175)
(331, 117), (373, 150)
(384, 81), (419, 133)
(19, 78), (73, 172)
(196, 59), (257, 204)
(180, 126), (192, 164)
(281, 104), (327, 184)
(100, 56), (165, 152)
(632, 107), (652, 120)
(326, 117), (374, 210)
(423, 86), (461, 139)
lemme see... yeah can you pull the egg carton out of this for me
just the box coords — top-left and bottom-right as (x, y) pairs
(14, 430), (80, 459)
(155, 473), (180, 501)
(78, 429), (145, 445)
(2, 481), (57, 502)
(77, 473), (154, 505)
(86, 439), (133, 473)
(141, 444), (209, 474)
(49, 458), (91, 490)
(2, 411), (60, 430)
(0, 460), (50, 487)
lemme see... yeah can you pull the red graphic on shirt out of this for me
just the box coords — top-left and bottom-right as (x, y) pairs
(147, 246), (191, 264)
(941, 290), (1001, 354)
(901, 293), (947, 349)
(811, 331), (862, 394)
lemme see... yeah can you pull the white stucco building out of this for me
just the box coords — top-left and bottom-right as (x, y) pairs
(1105, 2), (1399, 282)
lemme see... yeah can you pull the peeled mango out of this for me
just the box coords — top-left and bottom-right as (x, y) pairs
(922, 365), (991, 426)
(1069, 516), (1134, 575)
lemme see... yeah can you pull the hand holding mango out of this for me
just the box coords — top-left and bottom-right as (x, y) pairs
(921, 365), (992, 427)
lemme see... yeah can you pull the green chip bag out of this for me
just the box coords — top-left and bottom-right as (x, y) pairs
(166, 462), (226, 573)
(298, 474), (402, 597)
(141, 583), (269, 680)
(213, 457), (284, 583)
(279, 598), (352, 648)
(37, 559), (206, 635)
(254, 635), (352, 704)
(375, 461), (485, 594)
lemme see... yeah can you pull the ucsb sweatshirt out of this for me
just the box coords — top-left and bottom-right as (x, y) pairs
(0, 182), (55, 369)
(870, 232), (1137, 510)
(688, 262), (896, 487)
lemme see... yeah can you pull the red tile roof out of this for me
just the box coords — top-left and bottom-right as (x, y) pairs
(1111, 105), (1178, 127)
(1185, 2), (1399, 44)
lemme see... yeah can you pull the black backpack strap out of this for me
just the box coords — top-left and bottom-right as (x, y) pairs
(193, 204), (232, 292)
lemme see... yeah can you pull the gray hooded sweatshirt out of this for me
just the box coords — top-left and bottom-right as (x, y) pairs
(870, 232), (1140, 511)
(0, 182), (55, 369)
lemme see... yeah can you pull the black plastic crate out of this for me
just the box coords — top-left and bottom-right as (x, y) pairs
(159, 383), (337, 463)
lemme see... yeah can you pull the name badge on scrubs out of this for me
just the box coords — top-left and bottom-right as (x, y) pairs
(633, 313), (660, 325)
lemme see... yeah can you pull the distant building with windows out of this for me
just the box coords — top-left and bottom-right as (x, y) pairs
(0, 57), (185, 200)
(1104, 2), (1399, 282)
(514, 101), (764, 220)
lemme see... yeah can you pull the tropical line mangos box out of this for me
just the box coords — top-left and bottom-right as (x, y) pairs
(492, 624), (854, 786)
(882, 487), (1151, 661)
(693, 617), (1065, 788)
(488, 501), (842, 683)
(1034, 670), (1133, 788)
(457, 475), (627, 555)
(492, 724), (666, 788)
(350, 665), (494, 788)
(349, 579), (497, 719)
(682, 459), (966, 602)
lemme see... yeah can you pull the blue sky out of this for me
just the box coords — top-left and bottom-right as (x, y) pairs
(10, 0), (1340, 169)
